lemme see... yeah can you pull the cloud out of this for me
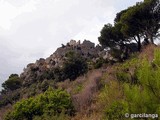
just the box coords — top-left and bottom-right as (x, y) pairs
(0, 0), (142, 89)
(0, 0), (37, 30)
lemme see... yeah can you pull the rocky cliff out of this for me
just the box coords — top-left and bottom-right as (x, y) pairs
(20, 40), (104, 86)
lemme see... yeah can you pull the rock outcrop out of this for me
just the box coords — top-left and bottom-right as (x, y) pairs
(20, 40), (103, 86)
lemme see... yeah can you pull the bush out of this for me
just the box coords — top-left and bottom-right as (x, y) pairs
(104, 101), (129, 120)
(40, 80), (49, 92)
(2, 74), (22, 91)
(50, 51), (88, 82)
(0, 91), (20, 108)
(52, 67), (65, 82)
(5, 87), (74, 120)
(62, 51), (88, 80)
(115, 57), (139, 84)
(122, 48), (160, 115)
(116, 71), (130, 83)
(33, 110), (70, 120)
(99, 48), (160, 119)
(98, 80), (124, 119)
(94, 57), (106, 69)
(73, 84), (83, 94)
(110, 48), (123, 61)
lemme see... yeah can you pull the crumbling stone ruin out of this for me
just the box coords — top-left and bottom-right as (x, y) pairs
(20, 39), (137, 85)
(20, 40), (104, 85)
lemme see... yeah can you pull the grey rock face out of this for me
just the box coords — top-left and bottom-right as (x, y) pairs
(20, 40), (104, 85)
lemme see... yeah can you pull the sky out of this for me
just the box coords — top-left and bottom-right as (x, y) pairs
(0, 0), (142, 89)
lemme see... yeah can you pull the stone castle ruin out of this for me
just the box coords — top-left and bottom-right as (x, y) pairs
(20, 40), (104, 85)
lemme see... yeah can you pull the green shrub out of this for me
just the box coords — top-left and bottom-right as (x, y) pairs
(5, 87), (74, 120)
(52, 67), (65, 82)
(123, 49), (160, 114)
(110, 48), (123, 61)
(153, 48), (160, 67)
(94, 57), (106, 69)
(100, 48), (160, 119)
(40, 80), (49, 92)
(98, 80), (124, 119)
(116, 71), (130, 83)
(40, 87), (74, 113)
(104, 101), (129, 120)
(115, 57), (139, 84)
(33, 110), (70, 120)
(50, 51), (88, 82)
(2, 74), (22, 91)
(5, 97), (43, 120)
(26, 84), (37, 98)
(73, 84), (83, 94)
(62, 51), (88, 80)
(0, 91), (20, 108)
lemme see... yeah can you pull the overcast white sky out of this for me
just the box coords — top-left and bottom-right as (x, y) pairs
(0, 0), (142, 89)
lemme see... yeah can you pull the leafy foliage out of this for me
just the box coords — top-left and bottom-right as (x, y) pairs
(124, 49), (160, 114)
(103, 48), (160, 119)
(51, 51), (88, 81)
(94, 57), (106, 69)
(62, 51), (88, 80)
(104, 101), (129, 120)
(99, 0), (160, 53)
(98, 23), (126, 49)
(0, 91), (20, 107)
(2, 74), (22, 91)
(115, 57), (139, 84)
(33, 110), (70, 120)
(5, 88), (74, 120)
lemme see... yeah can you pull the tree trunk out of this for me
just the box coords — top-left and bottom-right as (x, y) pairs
(137, 34), (141, 51)
(150, 35), (154, 44)
(146, 31), (154, 44)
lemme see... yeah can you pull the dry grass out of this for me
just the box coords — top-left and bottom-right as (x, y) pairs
(71, 65), (123, 120)
(139, 44), (157, 62)
(57, 75), (86, 94)
(72, 112), (102, 120)
(69, 70), (102, 120)
(58, 69), (102, 119)
(0, 104), (12, 120)
(72, 70), (102, 112)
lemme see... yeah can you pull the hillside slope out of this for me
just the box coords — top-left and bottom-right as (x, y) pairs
(1, 44), (160, 120)
(0, 0), (159, 118)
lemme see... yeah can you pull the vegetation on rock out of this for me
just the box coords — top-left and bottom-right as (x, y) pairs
(0, 0), (160, 119)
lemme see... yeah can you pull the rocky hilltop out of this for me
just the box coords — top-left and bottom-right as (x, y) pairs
(20, 40), (104, 86)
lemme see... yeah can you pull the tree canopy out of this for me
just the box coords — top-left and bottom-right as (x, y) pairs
(99, 0), (160, 52)
(63, 51), (88, 80)
(2, 74), (22, 91)
(98, 23), (126, 49)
